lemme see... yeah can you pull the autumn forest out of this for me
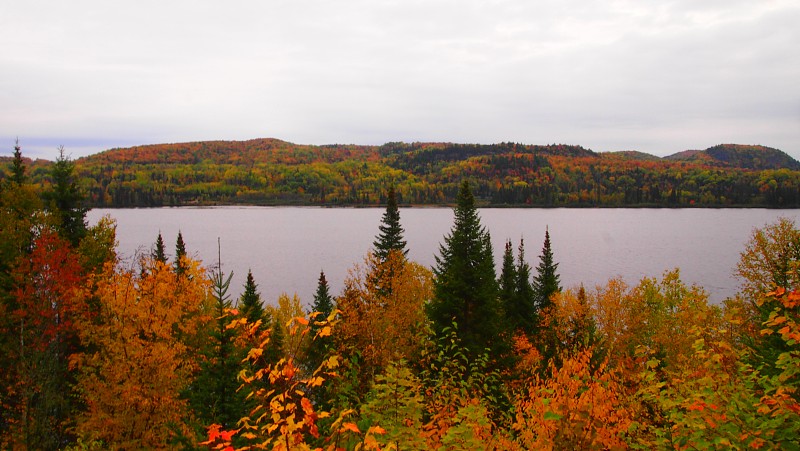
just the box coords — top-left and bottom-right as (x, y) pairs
(5, 139), (800, 208)
(1, 141), (800, 450)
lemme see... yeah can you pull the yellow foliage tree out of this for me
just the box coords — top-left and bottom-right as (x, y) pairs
(591, 271), (720, 371)
(70, 257), (211, 448)
(336, 251), (432, 389)
(267, 292), (306, 357)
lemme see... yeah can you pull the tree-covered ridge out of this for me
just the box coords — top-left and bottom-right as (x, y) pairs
(666, 143), (800, 170)
(4, 139), (800, 207)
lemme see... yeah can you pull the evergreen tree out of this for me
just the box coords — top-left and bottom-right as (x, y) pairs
(310, 270), (334, 321)
(373, 185), (408, 262)
(189, 243), (244, 432)
(239, 270), (266, 326)
(498, 239), (517, 321)
(511, 238), (538, 335)
(175, 231), (187, 276)
(11, 138), (26, 185)
(152, 232), (167, 264)
(305, 271), (336, 407)
(43, 146), (87, 247)
(428, 180), (502, 358)
(238, 270), (283, 365)
(533, 227), (561, 312)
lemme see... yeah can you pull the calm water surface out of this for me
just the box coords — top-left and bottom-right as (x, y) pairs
(86, 207), (800, 305)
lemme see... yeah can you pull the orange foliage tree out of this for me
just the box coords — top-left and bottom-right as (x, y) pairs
(511, 348), (632, 450)
(70, 256), (211, 448)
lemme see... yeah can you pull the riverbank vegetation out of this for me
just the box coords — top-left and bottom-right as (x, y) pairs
(4, 139), (800, 208)
(1, 145), (799, 449)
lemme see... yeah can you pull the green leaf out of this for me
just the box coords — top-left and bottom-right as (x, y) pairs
(543, 411), (563, 421)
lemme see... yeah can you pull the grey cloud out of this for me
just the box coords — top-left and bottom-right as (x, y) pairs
(1, 0), (798, 159)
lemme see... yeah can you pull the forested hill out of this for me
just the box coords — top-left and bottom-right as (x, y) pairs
(5, 139), (800, 208)
(665, 144), (800, 170)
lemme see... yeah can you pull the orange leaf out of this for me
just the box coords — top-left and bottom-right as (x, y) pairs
(342, 422), (361, 434)
(301, 397), (314, 415)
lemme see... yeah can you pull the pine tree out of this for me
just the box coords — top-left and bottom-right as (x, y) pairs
(428, 180), (502, 358)
(152, 232), (167, 264)
(44, 146), (87, 247)
(175, 231), (187, 276)
(11, 138), (26, 185)
(373, 186), (408, 262)
(533, 227), (561, 312)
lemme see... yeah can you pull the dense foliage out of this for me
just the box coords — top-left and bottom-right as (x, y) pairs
(2, 143), (800, 449)
(4, 139), (800, 207)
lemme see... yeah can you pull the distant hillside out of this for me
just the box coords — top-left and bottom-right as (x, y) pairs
(88, 138), (379, 165)
(666, 144), (800, 170)
(5, 139), (800, 208)
(604, 151), (663, 162)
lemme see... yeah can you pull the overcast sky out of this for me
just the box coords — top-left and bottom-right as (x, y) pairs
(2, 0), (799, 160)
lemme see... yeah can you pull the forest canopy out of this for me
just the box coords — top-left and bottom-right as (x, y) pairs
(3, 139), (800, 208)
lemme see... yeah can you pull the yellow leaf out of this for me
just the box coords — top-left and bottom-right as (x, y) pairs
(317, 326), (332, 338)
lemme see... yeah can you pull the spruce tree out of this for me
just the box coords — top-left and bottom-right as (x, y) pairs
(238, 270), (283, 365)
(44, 146), (87, 247)
(310, 270), (334, 321)
(514, 239), (537, 334)
(498, 239), (517, 320)
(152, 232), (167, 264)
(373, 186), (408, 262)
(532, 227), (561, 311)
(11, 138), (26, 185)
(175, 231), (187, 276)
(429, 180), (502, 358)
(305, 271), (335, 400)
(190, 243), (243, 431)
(239, 270), (266, 326)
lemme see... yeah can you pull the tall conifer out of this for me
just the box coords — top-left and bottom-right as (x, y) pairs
(532, 227), (561, 311)
(11, 138), (26, 185)
(305, 271), (334, 379)
(238, 270), (283, 364)
(514, 239), (537, 334)
(152, 232), (167, 264)
(239, 270), (265, 326)
(44, 146), (87, 247)
(190, 241), (243, 431)
(310, 271), (334, 320)
(498, 240), (517, 321)
(175, 231), (187, 276)
(429, 180), (502, 358)
(373, 186), (407, 262)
